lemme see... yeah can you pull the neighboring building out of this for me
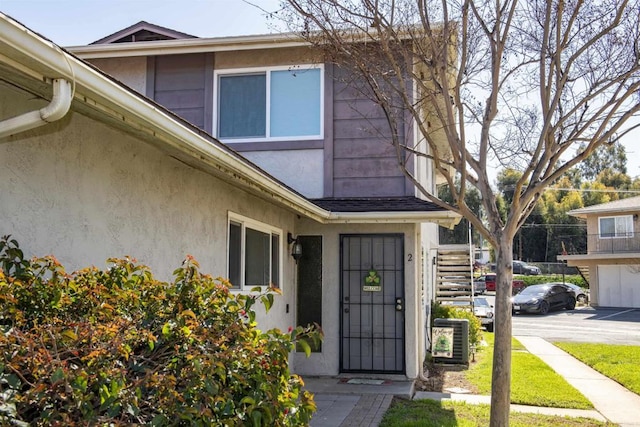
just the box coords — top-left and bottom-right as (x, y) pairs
(0, 15), (460, 380)
(558, 196), (640, 308)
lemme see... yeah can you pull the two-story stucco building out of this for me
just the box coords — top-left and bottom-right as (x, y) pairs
(559, 196), (640, 308)
(0, 16), (461, 380)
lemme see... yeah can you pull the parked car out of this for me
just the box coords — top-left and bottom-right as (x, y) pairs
(511, 283), (576, 315)
(442, 297), (494, 332)
(491, 261), (541, 275)
(482, 273), (525, 294)
(560, 282), (589, 304)
(513, 260), (541, 275)
(473, 297), (495, 332)
(473, 276), (487, 295)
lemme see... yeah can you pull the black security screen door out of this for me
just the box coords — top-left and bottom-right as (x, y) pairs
(340, 234), (405, 373)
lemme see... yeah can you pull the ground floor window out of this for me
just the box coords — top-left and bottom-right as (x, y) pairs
(228, 213), (281, 290)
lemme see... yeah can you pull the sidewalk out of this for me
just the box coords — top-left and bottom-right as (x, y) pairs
(304, 377), (413, 427)
(306, 337), (640, 426)
(516, 336), (640, 426)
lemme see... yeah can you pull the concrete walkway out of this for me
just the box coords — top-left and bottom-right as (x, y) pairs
(306, 337), (640, 426)
(517, 336), (640, 426)
(304, 377), (412, 427)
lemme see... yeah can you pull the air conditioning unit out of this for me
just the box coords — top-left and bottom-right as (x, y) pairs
(432, 318), (470, 365)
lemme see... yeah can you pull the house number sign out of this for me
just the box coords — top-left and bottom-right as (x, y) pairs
(363, 269), (382, 292)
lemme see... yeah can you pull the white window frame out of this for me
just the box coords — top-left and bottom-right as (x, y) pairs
(227, 212), (283, 291)
(213, 64), (324, 143)
(598, 215), (633, 239)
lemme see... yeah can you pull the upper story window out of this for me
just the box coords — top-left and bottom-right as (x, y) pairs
(214, 65), (323, 142)
(228, 213), (281, 290)
(599, 215), (633, 238)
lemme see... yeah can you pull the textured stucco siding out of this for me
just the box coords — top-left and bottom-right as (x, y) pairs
(215, 46), (319, 69)
(0, 86), (297, 334)
(242, 149), (324, 198)
(87, 57), (148, 95)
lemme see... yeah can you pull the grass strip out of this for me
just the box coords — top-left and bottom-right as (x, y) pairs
(554, 342), (640, 395)
(380, 399), (610, 427)
(465, 334), (592, 409)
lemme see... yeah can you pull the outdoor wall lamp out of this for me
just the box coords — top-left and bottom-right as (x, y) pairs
(287, 232), (303, 262)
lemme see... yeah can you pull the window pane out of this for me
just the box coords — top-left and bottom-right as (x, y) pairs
(270, 69), (321, 137)
(245, 228), (270, 286)
(271, 234), (280, 288)
(219, 74), (266, 138)
(616, 216), (633, 236)
(600, 218), (615, 237)
(228, 221), (242, 288)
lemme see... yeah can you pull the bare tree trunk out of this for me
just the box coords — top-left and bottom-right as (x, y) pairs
(490, 234), (514, 426)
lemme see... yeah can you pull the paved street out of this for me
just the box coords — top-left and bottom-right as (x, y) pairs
(482, 293), (640, 345)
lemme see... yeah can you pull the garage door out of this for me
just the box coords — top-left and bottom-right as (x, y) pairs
(598, 265), (640, 308)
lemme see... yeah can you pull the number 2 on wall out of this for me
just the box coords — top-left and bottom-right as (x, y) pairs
(408, 254), (413, 262)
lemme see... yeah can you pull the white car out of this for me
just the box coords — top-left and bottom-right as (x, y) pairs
(442, 297), (494, 332)
(561, 282), (589, 304)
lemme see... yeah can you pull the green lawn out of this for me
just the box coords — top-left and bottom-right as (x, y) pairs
(465, 334), (592, 408)
(380, 400), (610, 427)
(554, 342), (640, 395)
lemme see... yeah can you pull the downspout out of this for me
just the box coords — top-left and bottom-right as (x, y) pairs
(0, 78), (72, 139)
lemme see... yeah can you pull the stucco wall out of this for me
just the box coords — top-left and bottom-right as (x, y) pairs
(0, 86), (298, 333)
(292, 220), (422, 379)
(215, 47), (320, 69)
(242, 149), (324, 198)
(88, 57), (148, 95)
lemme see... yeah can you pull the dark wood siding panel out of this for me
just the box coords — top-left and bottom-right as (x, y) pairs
(323, 63), (335, 197)
(333, 118), (394, 139)
(169, 108), (205, 129)
(155, 55), (207, 89)
(331, 66), (408, 198)
(155, 89), (205, 109)
(334, 177), (406, 197)
(153, 54), (207, 131)
(334, 158), (403, 178)
(334, 138), (396, 158)
(334, 99), (386, 120)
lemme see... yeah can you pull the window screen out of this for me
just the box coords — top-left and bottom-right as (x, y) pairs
(245, 228), (270, 287)
(218, 74), (266, 138)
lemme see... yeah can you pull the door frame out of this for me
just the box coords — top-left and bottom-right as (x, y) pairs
(339, 233), (406, 374)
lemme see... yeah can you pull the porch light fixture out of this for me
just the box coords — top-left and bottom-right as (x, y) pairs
(287, 232), (303, 262)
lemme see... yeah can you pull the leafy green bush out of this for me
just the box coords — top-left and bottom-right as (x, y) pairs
(520, 274), (586, 288)
(0, 236), (321, 426)
(430, 302), (482, 347)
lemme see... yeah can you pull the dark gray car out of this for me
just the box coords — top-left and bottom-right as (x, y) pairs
(512, 283), (576, 315)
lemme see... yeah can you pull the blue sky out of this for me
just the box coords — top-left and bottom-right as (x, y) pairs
(0, 0), (284, 46)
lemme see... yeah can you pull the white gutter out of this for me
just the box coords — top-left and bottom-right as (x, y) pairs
(0, 78), (72, 139)
(68, 33), (309, 59)
(326, 210), (461, 226)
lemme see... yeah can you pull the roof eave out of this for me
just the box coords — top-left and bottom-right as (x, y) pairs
(68, 33), (310, 59)
(326, 210), (462, 226)
(569, 206), (640, 218)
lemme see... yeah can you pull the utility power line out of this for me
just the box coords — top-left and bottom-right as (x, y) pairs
(548, 187), (640, 193)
